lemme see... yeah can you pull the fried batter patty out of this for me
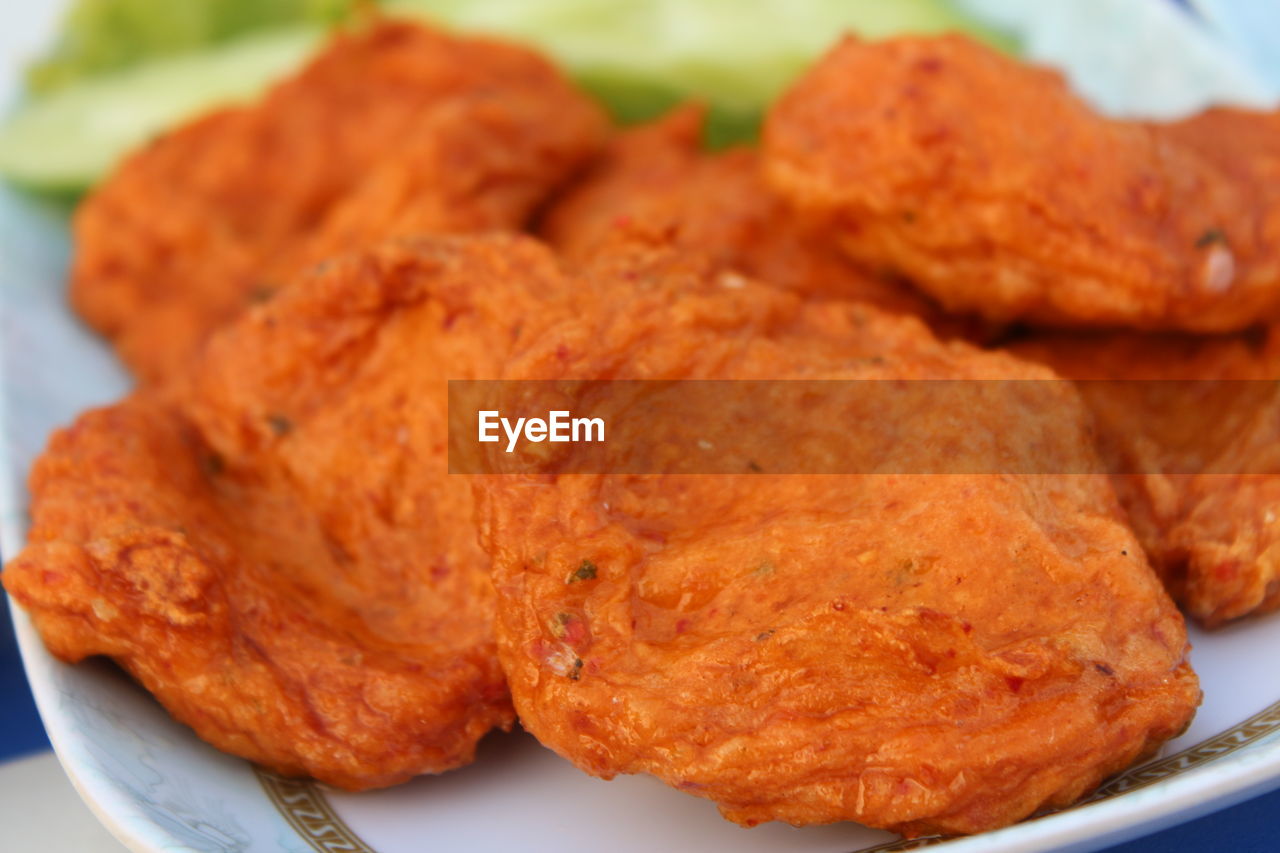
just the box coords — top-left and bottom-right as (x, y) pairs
(765, 35), (1280, 333)
(5, 236), (576, 789)
(475, 245), (1200, 836)
(541, 105), (933, 319)
(72, 19), (605, 384)
(1012, 328), (1280, 626)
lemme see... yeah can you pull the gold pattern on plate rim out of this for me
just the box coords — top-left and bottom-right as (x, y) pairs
(258, 697), (1280, 853)
(256, 769), (376, 853)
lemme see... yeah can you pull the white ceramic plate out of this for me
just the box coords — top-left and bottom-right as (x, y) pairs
(3, 2), (1280, 852)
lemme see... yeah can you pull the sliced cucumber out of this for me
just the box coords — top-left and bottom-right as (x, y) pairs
(390, 0), (1016, 143)
(0, 26), (321, 192)
(27, 0), (356, 94)
(0, 0), (1014, 191)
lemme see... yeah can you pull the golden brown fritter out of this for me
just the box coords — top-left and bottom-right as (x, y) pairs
(540, 105), (936, 318)
(764, 35), (1280, 333)
(1011, 329), (1280, 626)
(71, 19), (606, 385)
(4, 236), (580, 789)
(474, 245), (1199, 837)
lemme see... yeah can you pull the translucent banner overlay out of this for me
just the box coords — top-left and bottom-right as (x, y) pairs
(447, 380), (1280, 475)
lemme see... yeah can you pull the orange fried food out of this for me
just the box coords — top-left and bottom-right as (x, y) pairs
(72, 19), (606, 385)
(764, 35), (1280, 333)
(475, 245), (1199, 836)
(1011, 328), (1280, 626)
(540, 105), (935, 319)
(4, 236), (578, 789)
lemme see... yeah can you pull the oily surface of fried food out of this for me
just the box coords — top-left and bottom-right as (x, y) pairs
(4, 236), (578, 789)
(1012, 328), (1280, 626)
(540, 105), (937, 319)
(72, 18), (606, 385)
(764, 35), (1280, 333)
(475, 245), (1199, 836)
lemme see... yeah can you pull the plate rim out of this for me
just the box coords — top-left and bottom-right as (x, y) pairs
(11, 586), (1280, 853)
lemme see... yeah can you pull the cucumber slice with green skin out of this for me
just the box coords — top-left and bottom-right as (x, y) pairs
(0, 0), (1013, 191)
(27, 0), (356, 95)
(390, 0), (1016, 143)
(0, 26), (321, 192)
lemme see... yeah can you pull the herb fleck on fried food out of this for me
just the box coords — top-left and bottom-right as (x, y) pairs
(1195, 228), (1227, 248)
(248, 283), (278, 304)
(267, 414), (293, 436)
(567, 559), (598, 583)
(200, 451), (224, 476)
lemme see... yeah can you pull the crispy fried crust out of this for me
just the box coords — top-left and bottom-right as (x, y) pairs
(1011, 329), (1280, 626)
(541, 106), (936, 318)
(71, 19), (606, 384)
(475, 245), (1200, 836)
(4, 236), (578, 789)
(764, 35), (1280, 333)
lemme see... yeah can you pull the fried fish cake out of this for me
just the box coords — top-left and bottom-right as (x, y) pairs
(764, 35), (1280, 333)
(540, 105), (935, 319)
(1011, 328), (1280, 626)
(4, 236), (577, 789)
(474, 246), (1199, 836)
(72, 19), (606, 385)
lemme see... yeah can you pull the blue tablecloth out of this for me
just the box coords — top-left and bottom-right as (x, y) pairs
(2, 604), (50, 761)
